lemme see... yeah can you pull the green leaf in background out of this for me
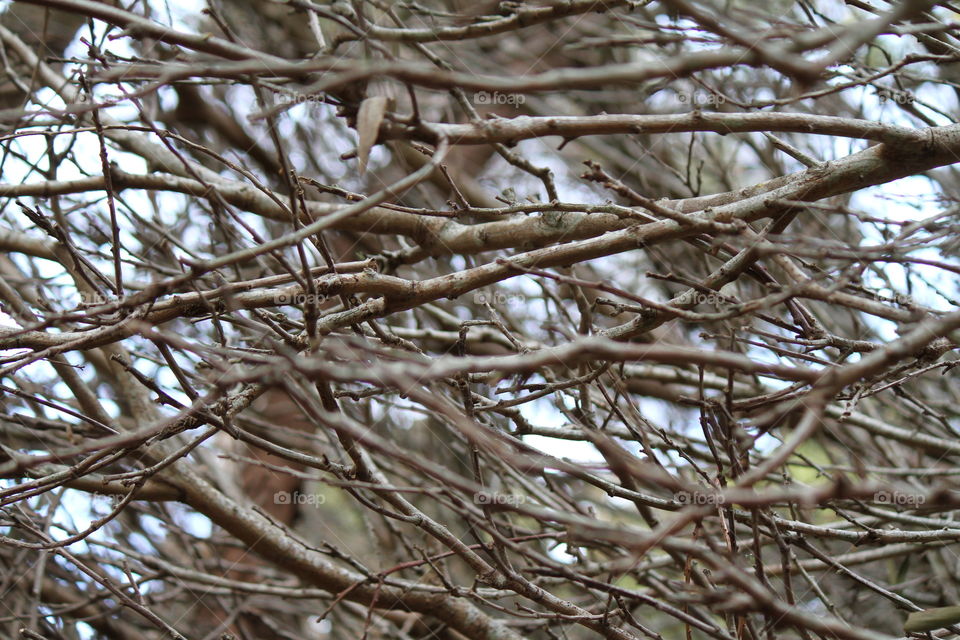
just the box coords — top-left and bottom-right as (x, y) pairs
(904, 606), (960, 633)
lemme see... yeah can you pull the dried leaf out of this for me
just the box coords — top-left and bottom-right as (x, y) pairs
(356, 96), (389, 175)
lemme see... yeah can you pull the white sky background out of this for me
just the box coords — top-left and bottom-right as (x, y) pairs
(0, 2), (958, 629)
